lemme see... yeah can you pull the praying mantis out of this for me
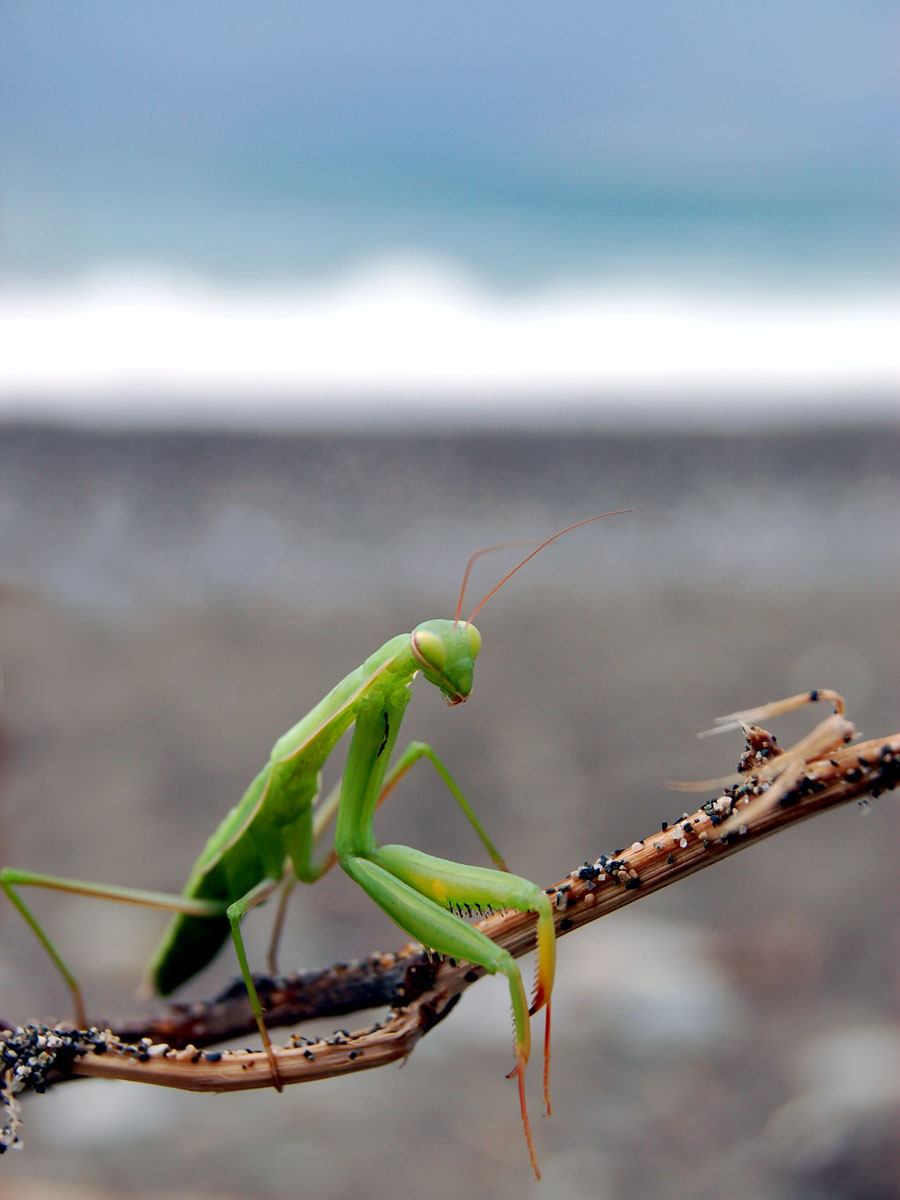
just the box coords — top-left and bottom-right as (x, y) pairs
(1, 512), (628, 1177)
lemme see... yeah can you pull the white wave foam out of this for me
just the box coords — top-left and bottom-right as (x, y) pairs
(1, 258), (897, 427)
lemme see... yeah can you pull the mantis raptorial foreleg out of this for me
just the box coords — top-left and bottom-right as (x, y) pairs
(342, 851), (553, 1177)
(368, 842), (555, 1076)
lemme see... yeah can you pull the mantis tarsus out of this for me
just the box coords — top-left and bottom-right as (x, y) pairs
(1, 511), (629, 1177)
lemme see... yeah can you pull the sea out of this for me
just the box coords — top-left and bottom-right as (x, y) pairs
(1, 167), (897, 429)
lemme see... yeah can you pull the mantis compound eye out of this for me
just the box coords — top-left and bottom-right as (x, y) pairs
(464, 623), (482, 660)
(411, 627), (446, 673)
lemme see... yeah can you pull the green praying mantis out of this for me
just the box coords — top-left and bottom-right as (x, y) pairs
(1, 512), (628, 1177)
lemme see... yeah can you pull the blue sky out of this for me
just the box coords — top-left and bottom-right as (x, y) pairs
(5, 3), (896, 224)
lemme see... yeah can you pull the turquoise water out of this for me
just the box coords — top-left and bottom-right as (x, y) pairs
(4, 144), (896, 287)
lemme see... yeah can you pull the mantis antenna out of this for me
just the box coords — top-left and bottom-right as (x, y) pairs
(457, 510), (633, 626)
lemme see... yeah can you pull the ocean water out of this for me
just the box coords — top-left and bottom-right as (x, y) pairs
(2, 249), (897, 427)
(3, 150), (898, 428)
(3, 4), (897, 426)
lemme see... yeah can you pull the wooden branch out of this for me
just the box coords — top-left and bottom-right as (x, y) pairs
(2, 722), (898, 1151)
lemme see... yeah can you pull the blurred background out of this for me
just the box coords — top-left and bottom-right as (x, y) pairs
(1, 4), (899, 1199)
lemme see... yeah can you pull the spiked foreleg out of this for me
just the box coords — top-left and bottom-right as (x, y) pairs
(372, 843), (555, 1121)
(370, 845), (556, 1025)
(341, 848), (555, 1178)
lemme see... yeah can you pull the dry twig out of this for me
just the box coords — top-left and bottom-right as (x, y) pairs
(2, 699), (898, 1150)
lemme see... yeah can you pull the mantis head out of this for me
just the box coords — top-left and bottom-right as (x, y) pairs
(411, 619), (482, 706)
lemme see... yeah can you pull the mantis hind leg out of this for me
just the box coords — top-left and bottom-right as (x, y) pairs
(1, 870), (87, 1025)
(225, 877), (284, 1090)
(0, 867), (286, 1093)
(0, 868), (224, 1028)
(341, 851), (553, 1179)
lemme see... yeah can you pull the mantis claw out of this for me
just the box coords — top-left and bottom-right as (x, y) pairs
(259, 1025), (284, 1093)
(542, 999), (551, 1116)
(506, 1052), (541, 1180)
(526, 994), (552, 1115)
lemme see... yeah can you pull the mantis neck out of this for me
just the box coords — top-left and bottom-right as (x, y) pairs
(333, 685), (413, 860)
